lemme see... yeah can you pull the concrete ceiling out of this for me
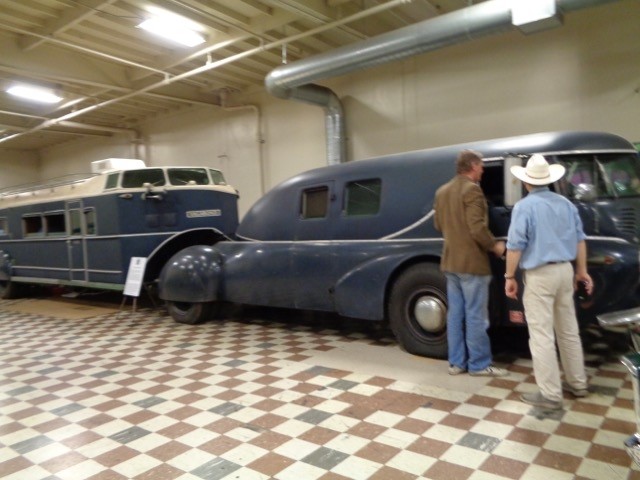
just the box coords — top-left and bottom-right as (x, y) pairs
(0, 0), (479, 151)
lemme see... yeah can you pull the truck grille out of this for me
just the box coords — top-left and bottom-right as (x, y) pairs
(616, 206), (639, 238)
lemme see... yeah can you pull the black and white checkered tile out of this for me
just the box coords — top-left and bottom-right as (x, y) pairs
(0, 300), (639, 480)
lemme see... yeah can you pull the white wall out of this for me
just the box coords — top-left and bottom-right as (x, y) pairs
(141, 106), (265, 216)
(37, 135), (136, 180)
(13, 0), (639, 219)
(335, 2), (640, 159)
(0, 150), (39, 188)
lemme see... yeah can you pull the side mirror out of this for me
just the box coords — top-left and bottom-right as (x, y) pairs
(573, 183), (597, 202)
(141, 182), (164, 201)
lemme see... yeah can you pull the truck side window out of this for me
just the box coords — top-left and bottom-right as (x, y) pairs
(301, 186), (329, 219)
(105, 173), (119, 189)
(0, 217), (7, 236)
(209, 169), (227, 185)
(344, 179), (381, 216)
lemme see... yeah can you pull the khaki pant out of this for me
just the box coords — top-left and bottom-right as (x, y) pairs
(523, 262), (588, 402)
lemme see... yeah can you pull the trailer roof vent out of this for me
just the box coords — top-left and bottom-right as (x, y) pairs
(91, 158), (146, 173)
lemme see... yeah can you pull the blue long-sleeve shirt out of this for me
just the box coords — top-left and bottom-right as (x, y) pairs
(506, 187), (586, 270)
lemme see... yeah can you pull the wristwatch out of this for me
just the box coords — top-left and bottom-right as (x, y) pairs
(504, 274), (515, 279)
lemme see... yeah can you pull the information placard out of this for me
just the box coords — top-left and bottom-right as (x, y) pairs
(123, 257), (147, 297)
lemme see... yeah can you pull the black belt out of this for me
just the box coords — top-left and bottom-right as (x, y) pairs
(546, 261), (567, 265)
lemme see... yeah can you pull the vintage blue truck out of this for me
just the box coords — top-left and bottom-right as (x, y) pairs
(158, 131), (640, 359)
(0, 159), (238, 297)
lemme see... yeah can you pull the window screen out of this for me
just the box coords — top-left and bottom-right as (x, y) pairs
(344, 179), (381, 216)
(301, 187), (329, 219)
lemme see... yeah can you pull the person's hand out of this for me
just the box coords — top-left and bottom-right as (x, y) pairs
(492, 240), (506, 258)
(505, 278), (518, 299)
(575, 272), (594, 296)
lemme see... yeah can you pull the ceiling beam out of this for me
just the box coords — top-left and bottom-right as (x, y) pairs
(20, 0), (118, 51)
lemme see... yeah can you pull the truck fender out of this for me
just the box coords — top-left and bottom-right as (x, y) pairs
(158, 245), (223, 303)
(334, 254), (433, 320)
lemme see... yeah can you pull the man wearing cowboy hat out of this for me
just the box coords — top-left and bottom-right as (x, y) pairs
(505, 154), (593, 410)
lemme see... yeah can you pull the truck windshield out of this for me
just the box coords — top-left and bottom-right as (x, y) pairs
(168, 168), (210, 185)
(560, 153), (640, 199)
(121, 169), (166, 188)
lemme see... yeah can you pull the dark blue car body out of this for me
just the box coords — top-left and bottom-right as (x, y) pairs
(159, 131), (640, 358)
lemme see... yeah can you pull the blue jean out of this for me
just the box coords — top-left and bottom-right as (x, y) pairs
(445, 273), (492, 372)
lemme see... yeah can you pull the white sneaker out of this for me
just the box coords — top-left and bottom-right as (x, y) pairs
(469, 366), (508, 377)
(448, 365), (466, 375)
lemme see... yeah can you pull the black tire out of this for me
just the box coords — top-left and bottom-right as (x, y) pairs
(167, 301), (218, 325)
(388, 263), (448, 359)
(0, 278), (17, 300)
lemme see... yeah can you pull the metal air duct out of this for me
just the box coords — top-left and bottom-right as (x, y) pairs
(265, 0), (621, 165)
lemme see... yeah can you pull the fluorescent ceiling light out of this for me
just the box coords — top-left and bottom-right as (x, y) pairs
(138, 17), (206, 47)
(6, 85), (63, 104)
(512, 0), (556, 25)
(512, 0), (562, 34)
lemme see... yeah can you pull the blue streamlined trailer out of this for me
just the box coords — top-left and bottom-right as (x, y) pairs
(159, 131), (640, 359)
(0, 159), (239, 297)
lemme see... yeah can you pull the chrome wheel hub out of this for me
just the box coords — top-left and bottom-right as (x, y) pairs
(414, 295), (446, 333)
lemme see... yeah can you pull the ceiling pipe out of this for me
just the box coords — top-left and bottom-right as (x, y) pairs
(265, 0), (622, 165)
(0, 0), (405, 148)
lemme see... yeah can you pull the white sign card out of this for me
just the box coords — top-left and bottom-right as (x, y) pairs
(123, 257), (147, 297)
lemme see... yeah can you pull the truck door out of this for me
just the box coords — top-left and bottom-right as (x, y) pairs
(66, 200), (87, 282)
(292, 181), (339, 310)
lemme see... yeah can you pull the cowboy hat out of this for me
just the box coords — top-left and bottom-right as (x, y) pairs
(510, 154), (566, 185)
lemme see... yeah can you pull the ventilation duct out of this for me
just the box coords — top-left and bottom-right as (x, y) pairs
(265, 0), (621, 165)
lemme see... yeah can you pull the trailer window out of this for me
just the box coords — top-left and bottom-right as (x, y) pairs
(23, 215), (43, 237)
(0, 217), (7, 236)
(69, 210), (82, 235)
(344, 179), (381, 216)
(301, 187), (329, 219)
(168, 168), (210, 185)
(121, 169), (166, 188)
(85, 209), (96, 235)
(45, 212), (65, 236)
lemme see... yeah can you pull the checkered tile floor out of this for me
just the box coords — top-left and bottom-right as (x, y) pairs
(1, 299), (639, 480)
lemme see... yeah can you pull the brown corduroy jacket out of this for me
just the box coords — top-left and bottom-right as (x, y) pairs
(434, 174), (497, 275)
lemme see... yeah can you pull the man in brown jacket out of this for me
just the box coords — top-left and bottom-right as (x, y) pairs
(434, 150), (507, 377)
